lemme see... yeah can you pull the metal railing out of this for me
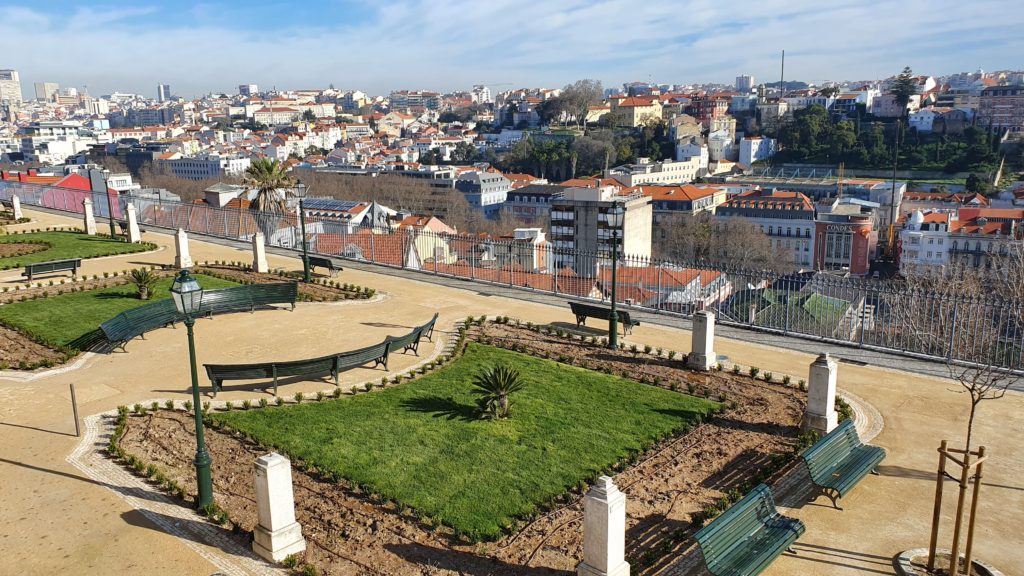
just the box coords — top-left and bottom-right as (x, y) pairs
(3, 179), (1022, 370)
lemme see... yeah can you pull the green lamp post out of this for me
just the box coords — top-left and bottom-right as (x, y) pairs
(607, 201), (625, 349)
(295, 180), (311, 283)
(170, 269), (213, 509)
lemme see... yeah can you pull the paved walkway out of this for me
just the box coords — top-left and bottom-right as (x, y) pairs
(1, 208), (1022, 575)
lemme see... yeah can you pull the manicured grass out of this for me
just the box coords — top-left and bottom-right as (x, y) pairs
(0, 231), (154, 270)
(213, 343), (719, 540)
(0, 274), (237, 348)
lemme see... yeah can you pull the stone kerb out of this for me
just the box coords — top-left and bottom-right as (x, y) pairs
(252, 452), (306, 562)
(578, 476), (630, 576)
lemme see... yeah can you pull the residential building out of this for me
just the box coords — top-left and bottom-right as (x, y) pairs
(239, 84), (259, 97)
(814, 198), (880, 276)
(899, 209), (952, 270)
(948, 208), (1024, 269)
(716, 189), (817, 268)
(157, 153), (251, 180)
(470, 85), (492, 104)
(397, 215), (458, 264)
(757, 100), (789, 134)
(739, 136), (776, 166)
(157, 83), (171, 102)
(609, 96), (663, 127)
(0, 69), (21, 108)
(497, 228), (550, 272)
(503, 184), (567, 224)
(548, 186), (652, 275)
(253, 106), (302, 125)
(736, 75), (755, 93)
(33, 82), (59, 102)
(708, 130), (738, 162)
(455, 171), (512, 218)
(978, 85), (1024, 132)
(688, 94), (730, 125)
(390, 90), (442, 110)
(871, 93), (922, 118)
(607, 157), (701, 186)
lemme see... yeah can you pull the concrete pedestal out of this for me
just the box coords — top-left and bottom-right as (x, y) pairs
(11, 195), (23, 220)
(577, 476), (630, 576)
(126, 204), (142, 243)
(804, 353), (838, 434)
(687, 310), (716, 371)
(82, 199), (97, 235)
(252, 453), (306, 563)
(252, 232), (269, 273)
(174, 228), (193, 269)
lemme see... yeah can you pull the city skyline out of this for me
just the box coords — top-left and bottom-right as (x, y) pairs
(2, 0), (1023, 99)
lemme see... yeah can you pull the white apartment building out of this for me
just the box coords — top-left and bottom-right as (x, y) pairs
(548, 186), (652, 275)
(34, 82), (59, 102)
(159, 153), (251, 180)
(0, 69), (22, 108)
(899, 209), (952, 269)
(716, 189), (817, 267)
(739, 136), (776, 166)
(707, 130), (738, 162)
(607, 157), (701, 187)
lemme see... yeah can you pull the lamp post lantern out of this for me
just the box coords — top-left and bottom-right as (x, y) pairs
(606, 201), (625, 349)
(170, 269), (213, 509)
(295, 180), (311, 283)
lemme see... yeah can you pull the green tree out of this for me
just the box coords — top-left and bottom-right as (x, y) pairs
(301, 109), (317, 122)
(965, 173), (989, 193)
(889, 66), (917, 118)
(243, 158), (294, 238)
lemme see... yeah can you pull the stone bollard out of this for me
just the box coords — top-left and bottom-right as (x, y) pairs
(253, 453), (306, 562)
(126, 204), (142, 243)
(11, 195), (23, 220)
(687, 310), (717, 371)
(252, 232), (269, 273)
(578, 476), (630, 576)
(82, 198), (97, 235)
(804, 353), (838, 434)
(174, 228), (193, 269)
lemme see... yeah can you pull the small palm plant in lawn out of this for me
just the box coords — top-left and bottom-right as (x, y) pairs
(129, 268), (158, 300)
(471, 364), (526, 420)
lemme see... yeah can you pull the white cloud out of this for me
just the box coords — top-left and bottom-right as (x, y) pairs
(2, 0), (1022, 97)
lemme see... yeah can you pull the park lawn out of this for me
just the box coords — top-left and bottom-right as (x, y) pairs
(0, 231), (153, 270)
(214, 343), (719, 541)
(0, 274), (237, 348)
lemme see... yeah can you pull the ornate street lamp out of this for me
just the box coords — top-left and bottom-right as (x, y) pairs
(294, 180), (311, 282)
(170, 269), (213, 509)
(607, 201), (625, 348)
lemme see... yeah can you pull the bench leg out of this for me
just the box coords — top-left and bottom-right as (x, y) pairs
(870, 468), (880, 476)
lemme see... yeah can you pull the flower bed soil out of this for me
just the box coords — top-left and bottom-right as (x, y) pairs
(0, 265), (376, 370)
(0, 242), (48, 259)
(119, 322), (804, 575)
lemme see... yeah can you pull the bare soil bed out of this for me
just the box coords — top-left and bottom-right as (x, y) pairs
(0, 242), (48, 259)
(0, 265), (375, 370)
(119, 322), (805, 575)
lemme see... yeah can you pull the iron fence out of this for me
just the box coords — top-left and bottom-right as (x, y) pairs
(3, 179), (1022, 370)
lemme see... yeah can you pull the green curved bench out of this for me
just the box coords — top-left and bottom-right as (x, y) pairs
(800, 419), (886, 509)
(100, 283), (298, 350)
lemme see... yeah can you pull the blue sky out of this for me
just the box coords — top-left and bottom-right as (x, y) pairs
(2, 0), (1022, 98)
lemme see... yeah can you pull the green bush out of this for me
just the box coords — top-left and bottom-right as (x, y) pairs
(276, 397), (285, 406)
(294, 392), (303, 404)
(748, 367), (760, 378)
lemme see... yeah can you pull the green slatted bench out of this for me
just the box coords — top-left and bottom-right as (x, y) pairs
(568, 301), (639, 335)
(693, 484), (805, 576)
(419, 312), (438, 342)
(336, 340), (391, 372)
(800, 419), (886, 509)
(199, 283), (297, 316)
(22, 258), (82, 281)
(101, 299), (179, 351)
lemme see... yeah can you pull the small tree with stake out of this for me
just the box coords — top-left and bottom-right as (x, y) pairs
(471, 364), (526, 420)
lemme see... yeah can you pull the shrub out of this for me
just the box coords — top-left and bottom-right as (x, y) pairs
(364, 382), (373, 392)
(655, 347), (663, 356)
(471, 364), (526, 420)
(163, 399), (175, 410)
(259, 397), (269, 408)
(748, 367), (760, 378)
(283, 555), (300, 569)
(316, 391), (326, 402)
(687, 382), (696, 394)
(224, 401), (233, 411)
(629, 344), (638, 355)
(669, 382), (678, 392)
(294, 392), (303, 404)
(276, 396), (285, 406)
(133, 403), (145, 416)
(332, 387), (342, 399)
(668, 351), (676, 361)
(782, 375), (792, 386)
(181, 399), (191, 412)
(799, 379), (808, 392)
(716, 362), (724, 371)
(643, 344), (652, 355)
(763, 371), (773, 382)
(381, 377), (388, 387)
(732, 364), (741, 374)
(202, 401), (211, 413)
(242, 399), (253, 410)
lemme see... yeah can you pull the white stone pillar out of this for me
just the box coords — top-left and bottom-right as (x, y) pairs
(687, 310), (716, 371)
(11, 195), (23, 220)
(578, 476), (630, 576)
(252, 232), (269, 273)
(126, 203), (142, 243)
(253, 453), (306, 563)
(174, 228), (193, 269)
(804, 353), (839, 434)
(82, 198), (97, 235)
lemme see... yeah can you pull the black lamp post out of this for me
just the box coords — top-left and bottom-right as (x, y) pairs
(294, 180), (310, 282)
(607, 201), (625, 348)
(170, 269), (213, 509)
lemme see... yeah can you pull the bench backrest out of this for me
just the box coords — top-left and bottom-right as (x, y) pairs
(801, 419), (862, 482)
(693, 484), (781, 565)
(100, 299), (178, 342)
(570, 301), (634, 324)
(308, 256), (334, 268)
(419, 313), (439, 335)
(200, 283), (297, 315)
(205, 363), (276, 381)
(387, 326), (423, 350)
(274, 354), (338, 378)
(26, 258), (81, 273)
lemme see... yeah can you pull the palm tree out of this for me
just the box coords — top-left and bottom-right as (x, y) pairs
(243, 158), (293, 240)
(471, 364), (526, 420)
(129, 268), (158, 300)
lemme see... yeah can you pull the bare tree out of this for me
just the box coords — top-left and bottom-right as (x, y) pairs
(560, 79), (603, 132)
(657, 212), (791, 271)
